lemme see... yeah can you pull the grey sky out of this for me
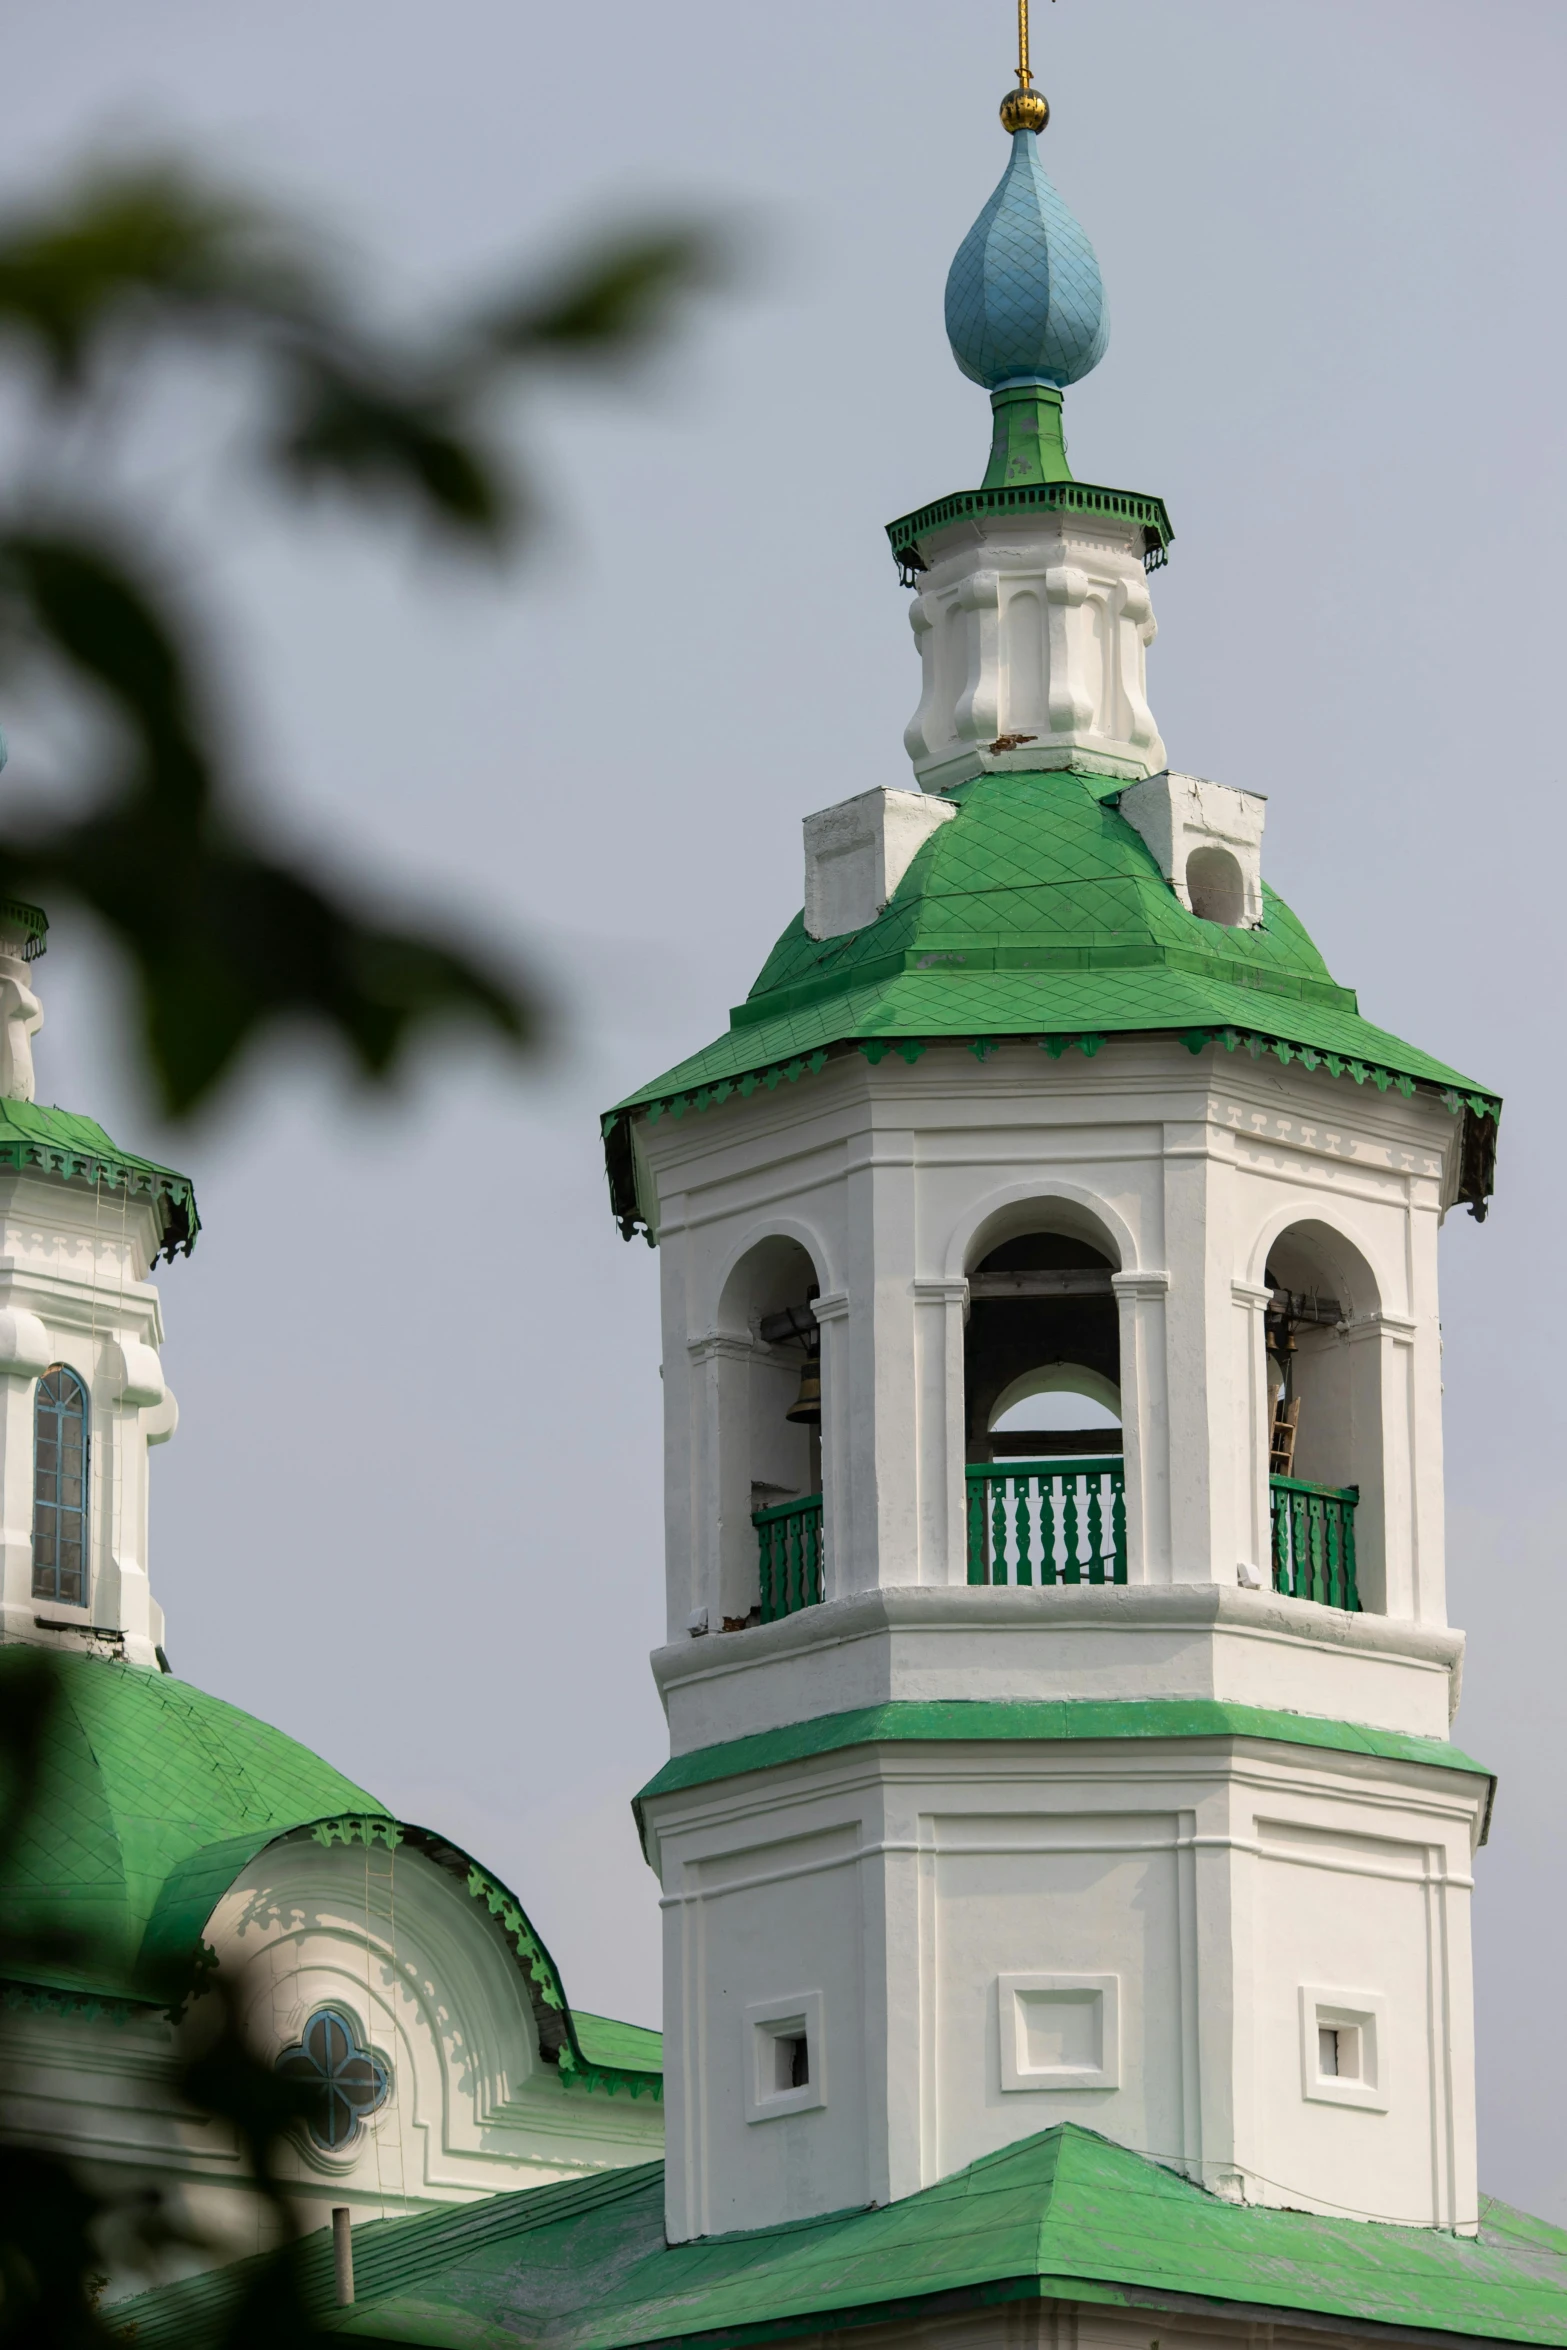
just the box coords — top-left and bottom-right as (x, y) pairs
(3, 0), (1563, 2221)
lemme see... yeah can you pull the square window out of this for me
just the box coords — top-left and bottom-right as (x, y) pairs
(744, 1992), (825, 2123)
(998, 1975), (1120, 2092)
(1300, 1987), (1387, 2111)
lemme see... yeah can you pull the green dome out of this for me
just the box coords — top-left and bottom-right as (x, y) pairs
(0, 1648), (385, 2006)
(605, 769), (1499, 1229)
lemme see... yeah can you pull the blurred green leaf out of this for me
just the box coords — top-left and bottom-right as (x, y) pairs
(0, 162), (323, 389)
(0, 154), (727, 1115)
(273, 357), (515, 545)
(483, 224), (727, 359)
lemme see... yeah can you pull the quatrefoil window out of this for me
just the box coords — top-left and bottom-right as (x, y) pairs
(275, 2007), (391, 2151)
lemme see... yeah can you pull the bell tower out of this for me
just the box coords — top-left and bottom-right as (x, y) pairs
(0, 850), (195, 1671)
(606, 22), (1498, 2251)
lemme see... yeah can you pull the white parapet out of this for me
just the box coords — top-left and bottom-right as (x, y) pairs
(803, 789), (958, 941)
(902, 506), (1166, 793)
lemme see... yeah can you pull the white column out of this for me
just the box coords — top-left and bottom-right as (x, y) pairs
(1231, 1280), (1273, 1588)
(1112, 1270), (1172, 1584)
(684, 1332), (757, 1630)
(912, 1277), (969, 1586)
(812, 1291), (851, 1602)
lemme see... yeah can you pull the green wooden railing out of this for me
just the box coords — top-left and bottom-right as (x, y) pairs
(752, 1492), (824, 1623)
(966, 1459), (1127, 1587)
(1270, 1475), (1360, 1611)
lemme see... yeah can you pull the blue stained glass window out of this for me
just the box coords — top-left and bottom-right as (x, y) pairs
(275, 2007), (392, 2151)
(33, 1365), (88, 1606)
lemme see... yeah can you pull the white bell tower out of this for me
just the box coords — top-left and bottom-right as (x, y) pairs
(0, 889), (193, 1671)
(608, 71), (1499, 2253)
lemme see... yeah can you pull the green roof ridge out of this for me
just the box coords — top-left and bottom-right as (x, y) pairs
(112, 2125), (1567, 2348)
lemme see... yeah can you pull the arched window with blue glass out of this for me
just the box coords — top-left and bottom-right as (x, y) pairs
(33, 1365), (89, 1607)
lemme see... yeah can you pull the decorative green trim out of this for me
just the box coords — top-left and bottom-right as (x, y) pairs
(635, 1700), (1493, 1844)
(0, 1975), (153, 2027)
(0, 1105), (199, 1260)
(605, 1026), (1497, 1239)
(305, 1818), (663, 2105)
(0, 897), (47, 958)
(887, 479), (1174, 583)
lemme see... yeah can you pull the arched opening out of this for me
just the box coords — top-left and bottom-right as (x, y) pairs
(1264, 1221), (1380, 1611)
(964, 1227), (1124, 1586)
(1186, 845), (1245, 927)
(716, 1237), (823, 1626)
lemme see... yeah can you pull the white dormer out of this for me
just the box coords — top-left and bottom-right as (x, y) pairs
(1118, 770), (1267, 928)
(803, 789), (958, 941)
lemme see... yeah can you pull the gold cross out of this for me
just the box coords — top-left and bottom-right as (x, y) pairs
(1016, 0), (1055, 91)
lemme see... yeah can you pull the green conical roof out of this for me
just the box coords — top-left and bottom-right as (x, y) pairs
(604, 770), (1498, 1233)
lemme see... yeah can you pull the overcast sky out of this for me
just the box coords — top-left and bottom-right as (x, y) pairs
(3, 0), (1564, 2222)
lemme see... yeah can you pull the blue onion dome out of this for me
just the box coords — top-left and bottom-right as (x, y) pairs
(945, 127), (1109, 391)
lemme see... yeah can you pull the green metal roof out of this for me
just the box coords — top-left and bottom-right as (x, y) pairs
(0, 1647), (387, 2004)
(111, 2124), (1567, 2349)
(0, 1100), (198, 1260)
(0, 1653), (664, 2102)
(603, 768), (1499, 1237)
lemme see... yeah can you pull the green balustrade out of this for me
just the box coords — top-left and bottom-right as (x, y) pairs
(1270, 1476), (1360, 1611)
(752, 1492), (825, 1623)
(965, 1460), (1127, 1587)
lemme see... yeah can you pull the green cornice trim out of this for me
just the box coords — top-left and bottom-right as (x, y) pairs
(635, 1700), (1493, 1841)
(887, 479), (1174, 584)
(0, 898), (47, 958)
(0, 1103), (199, 1260)
(0, 1975), (153, 2026)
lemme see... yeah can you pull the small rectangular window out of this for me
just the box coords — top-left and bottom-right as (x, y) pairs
(774, 2034), (809, 2092)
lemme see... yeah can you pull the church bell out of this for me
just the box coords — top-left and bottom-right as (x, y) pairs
(784, 1345), (821, 1426)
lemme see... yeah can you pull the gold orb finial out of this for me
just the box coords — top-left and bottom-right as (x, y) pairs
(1001, 0), (1051, 134)
(1001, 83), (1050, 134)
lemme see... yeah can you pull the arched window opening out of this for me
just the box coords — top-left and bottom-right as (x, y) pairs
(1186, 845), (1246, 927)
(964, 1232), (1126, 1587)
(965, 1233), (1120, 1463)
(33, 1365), (88, 1607)
(718, 1237), (824, 1626)
(1264, 1223), (1376, 1612)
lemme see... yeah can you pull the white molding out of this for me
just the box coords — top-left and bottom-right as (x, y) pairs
(743, 1990), (825, 2123)
(998, 1973), (1120, 2092)
(1111, 1269), (1172, 1301)
(1299, 1984), (1390, 2113)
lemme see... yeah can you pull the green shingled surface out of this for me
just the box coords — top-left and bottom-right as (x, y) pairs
(614, 768), (1491, 1113)
(572, 2011), (664, 2077)
(112, 2126), (1567, 2349)
(0, 1100), (198, 1257)
(0, 1648), (386, 1999)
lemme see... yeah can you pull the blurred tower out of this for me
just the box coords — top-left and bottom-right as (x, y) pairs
(0, 866), (193, 1671)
